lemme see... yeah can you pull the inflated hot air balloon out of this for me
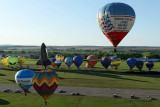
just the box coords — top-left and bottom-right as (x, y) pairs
(97, 2), (136, 52)
(51, 58), (56, 67)
(18, 56), (25, 66)
(56, 54), (64, 62)
(15, 69), (35, 95)
(32, 71), (59, 104)
(73, 56), (83, 69)
(127, 58), (136, 70)
(100, 56), (111, 69)
(136, 61), (144, 71)
(64, 57), (73, 68)
(7, 56), (18, 68)
(87, 55), (98, 67)
(86, 63), (91, 68)
(2, 57), (8, 66)
(146, 61), (154, 71)
(110, 56), (121, 69)
(55, 60), (61, 68)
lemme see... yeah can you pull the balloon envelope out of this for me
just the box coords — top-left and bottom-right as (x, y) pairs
(32, 71), (59, 103)
(100, 56), (111, 69)
(97, 2), (135, 49)
(7, 56), (18, 68)
(87, 55), (98, 67)
(55, 54), (64, 61)
(15, 69), (35, 95)
(127, 58), (136, 70)
(64, 57), (73, 67)
(51, 58), (56, 67)
(18, 56), (25, 66)
(136, 61), (144, 71)
(73, 56), (83, 68)
(2, 57), (8, 66)
(55, 60), (61, 68)
(86, 63), (91, 68)
(146, 61), (154, 71)
(111, 56), (121, 69)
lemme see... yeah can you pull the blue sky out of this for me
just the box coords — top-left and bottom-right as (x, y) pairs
(0, 0), (160, 46)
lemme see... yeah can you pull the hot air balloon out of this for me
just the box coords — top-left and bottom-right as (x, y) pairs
(51, 58), (56, 67)
(18, 56), (25, 66)
(32, 71), (59, 104)
(146, 61), (154, 71)
(110, 56), (121, 69)
(87, 55), (98, 67)
(56, 54), (64, 62)
(136, 61), (144, 71)
(127, 58), (136, 70)
(7, 56), (18, 68)
(55, 60), (61, 68)
(2, 57), (8, 66)
(97, 2), (136, 52)
(15, 69), (35, 95)
(100, 56), (111, 69)
(64, 57), (73, 68)
(73, 56), (83, 69)
(86, 63), (91, 68)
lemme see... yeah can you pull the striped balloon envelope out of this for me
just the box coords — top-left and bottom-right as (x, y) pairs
(100, 56), (111, 69)
(110, 56), (121, 69)
(32, 71), (59, 104)
(87, 55), (98, 67)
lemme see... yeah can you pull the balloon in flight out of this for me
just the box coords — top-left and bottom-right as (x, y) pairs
(97, 2), (136, 52)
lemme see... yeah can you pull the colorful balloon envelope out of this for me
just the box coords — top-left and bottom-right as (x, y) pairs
(2, 57), (8, 66)
(64, 57), (73, 68)
(51, 58), (56, 67)
(15, 69), (35, 95)
(18, 56), (25, 66)
(111, 56), (121, 69)
(55, 54), (64, 62)
(7, 56), (18, 68)
(32, 71), (59, 104)
(136, 61), (144, 71)
(55, 60), (61, 68)
(87, 55), (98, 67)
(86, 63), (91, 68)
(146, 61), (154, 71)
(73, 56), (83, 69)
(127, 58), (137, 70)
(97, 2), (136, 52)
(100, 56), (111, 69)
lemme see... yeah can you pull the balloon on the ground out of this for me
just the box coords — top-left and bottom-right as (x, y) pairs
(18, 56), (25, 66)
(7, 56), (18, 68)
(127, 58), (137, 70)
(55, 54), (64, 62)
(51, 58), (56, 67)
(2, 57), (8, 66)
(86, 63), (91, 68)
(111, 56), (121, 69)
(97, 2), (136, 52)
(100, 56), (111, 69)
(64, 57), (73, 68)
(87, 55), (98, 67)
(15, 69), (35, 95)
(55, 60), (61, 68)
(136, 61), (144, 71)
(32, 71), (59, 104)
(146, 61), (154, 71)
(73, 56), (83, 69)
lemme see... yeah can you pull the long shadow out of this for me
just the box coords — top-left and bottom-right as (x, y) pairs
(0, 98), (10, 105)
(7, 79), (16, 83)
(0, 73), (6, 76)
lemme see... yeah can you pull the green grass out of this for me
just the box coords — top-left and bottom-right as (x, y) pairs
(1, 93), (160, 107)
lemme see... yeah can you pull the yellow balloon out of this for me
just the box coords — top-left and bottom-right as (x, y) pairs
(55, 54), (64, 61)
(18, 56), (25, 66)
(111, 56), (121, 69)
(2, 57), (8, 66)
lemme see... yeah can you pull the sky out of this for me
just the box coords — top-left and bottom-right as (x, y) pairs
(0, 0), (160, 46)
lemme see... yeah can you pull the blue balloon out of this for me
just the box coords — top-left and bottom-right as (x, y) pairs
(51, 58), (56, 62)
(100, 56), (111, 69)
(136, 61), (144, 71)
(15, 69), (35, 95)
(73, 56), (83, 68)
(64, 57), (73, 68)
(127, 58), (136, 70)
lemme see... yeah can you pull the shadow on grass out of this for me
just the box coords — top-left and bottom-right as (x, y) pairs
(0, 98), (10, 105)
(7, 79), (16, 83)
(0, 73), (6, 76)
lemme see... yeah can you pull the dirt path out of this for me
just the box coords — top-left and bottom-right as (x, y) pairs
(1, 84), (160, 100)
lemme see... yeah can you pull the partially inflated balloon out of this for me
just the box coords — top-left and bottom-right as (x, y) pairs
(7, 56), (18, 68)
(136, 61), (144, 71)
(97, 2), (136, 52)
(32, 71), (59, 104)
(146, 61), (154, 71)
(73, 56), (83, 69)
(55, 54), (64, 62)
(100, 56), (111, 69)
(2, 57), (8, 66)
(127, 58), (136, 70)
(55, 60), (61, 68)
(15, 69), (35, 95)
(64, 57), (73, 68)
(87, 55), (98, 67)
(18, 56), (25, 66)
(51, 58), (56, 67)
(111, 56), (121, 69)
